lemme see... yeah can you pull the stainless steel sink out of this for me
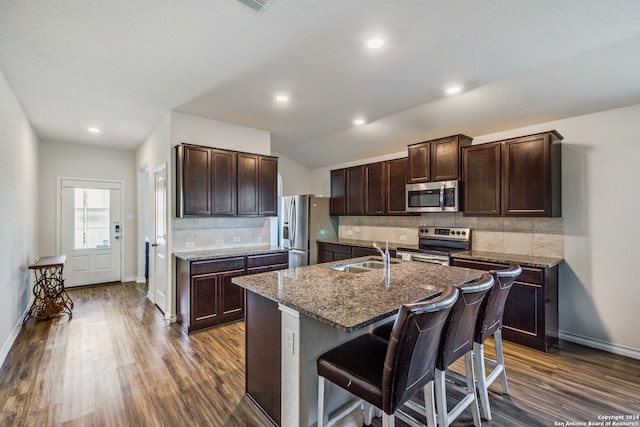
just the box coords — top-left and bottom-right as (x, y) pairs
(328, 258), (399, 273)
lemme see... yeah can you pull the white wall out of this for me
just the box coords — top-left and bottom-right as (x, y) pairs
(136, 112), (273, 321)
(136, 112), (172, 309)
(37, 140), (138, 281)
(0, 69), (39, 366)
(310, 104), (640, 356)
(470, 105), (640, 357)
(272, 151), (313, 196)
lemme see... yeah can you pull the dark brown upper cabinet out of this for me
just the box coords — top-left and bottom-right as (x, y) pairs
(330, 169), (346, 216)
(178, 144), (212, 216)
(345, 165), (364, 215)
(330, 157), (409, 216)
(211, 148), (237, 215)
(177, 143), (277, 217)
(408, 134), (472, 183)
(237, 152), (259, 215)
(385, 157), (409, 215)
(462, 142), (501, 215)
(462, 131), (562, 217)
(237, 152), (279, 216)
(364, 162), (385, 215)
(258, 156), (278, 216)
(502, 131), (562, 216)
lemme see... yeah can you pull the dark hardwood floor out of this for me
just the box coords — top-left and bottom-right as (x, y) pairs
(1, 281), (639, 427)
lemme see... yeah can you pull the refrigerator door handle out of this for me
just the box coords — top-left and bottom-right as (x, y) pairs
(290, 198), (296, 245)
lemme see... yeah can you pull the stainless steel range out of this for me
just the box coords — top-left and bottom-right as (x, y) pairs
(396, 226), (471, 265)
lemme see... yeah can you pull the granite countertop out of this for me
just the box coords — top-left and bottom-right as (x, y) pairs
(232, 257), (484, 332)
(316, 237), (418, 251)
(451, 250), (563, 268)
(174, 245), (288, 261)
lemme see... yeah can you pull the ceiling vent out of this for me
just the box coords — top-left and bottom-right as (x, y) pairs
(236, 0), (272, 13)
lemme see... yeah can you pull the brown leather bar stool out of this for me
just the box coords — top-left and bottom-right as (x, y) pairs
(316, 286), (459, 427)
(474, 264), (522, 421)
(434, 274), (494, 427)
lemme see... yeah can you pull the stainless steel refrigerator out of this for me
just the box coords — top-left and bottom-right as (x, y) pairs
(279, 195), (337, 268)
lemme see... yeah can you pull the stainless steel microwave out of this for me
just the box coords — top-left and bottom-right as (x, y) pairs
(406, 180), (460, 213)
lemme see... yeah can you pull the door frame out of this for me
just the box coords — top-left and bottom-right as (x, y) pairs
(56, 176), (126, 283)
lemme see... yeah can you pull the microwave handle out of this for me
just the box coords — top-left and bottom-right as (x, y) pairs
(439, 182), (445, 211)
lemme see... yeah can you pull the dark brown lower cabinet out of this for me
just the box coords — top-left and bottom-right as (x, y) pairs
(176, 251), (288, 333)
(451, 258), (558, 352)
(318, 242), (396, 263)
(245, 291), (281, 425)
(317, 242), (352, 263)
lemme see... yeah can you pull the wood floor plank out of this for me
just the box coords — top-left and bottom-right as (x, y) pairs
(1, 281), (639, 427)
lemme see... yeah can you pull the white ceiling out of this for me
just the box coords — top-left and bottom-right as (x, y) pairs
(2, 0), (640, 168)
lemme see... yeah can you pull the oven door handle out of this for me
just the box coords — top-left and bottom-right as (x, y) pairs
(397, 251), (448, 265)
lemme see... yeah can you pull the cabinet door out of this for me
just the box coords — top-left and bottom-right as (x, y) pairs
(211, 149), (236, 215)
(463, 142), (501, 215)
(385, 158), (408, 215)
(431, 136), (470, 181)
(364, 162), (385, 215)
(191, 273), (219, 323)
(237, 153), (259, 215)
(258, 156), (278, 216)
(408, 142), (430, 183)
(345, 166), (364, 215)
(182, 145), (211, 216)
(330, 169), (346, 216)
(503, 135), (550, 216)
(220, 269), (246, 317)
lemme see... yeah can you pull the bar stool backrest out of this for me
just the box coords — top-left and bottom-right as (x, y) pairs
(437, 274), (494, 371)
(381, 285), (459, 414)
(475, 265), (522, 344)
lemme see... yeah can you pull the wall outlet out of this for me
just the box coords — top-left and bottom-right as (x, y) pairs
(185, 241), (196, 248)
(354, 227), (360, 233)
(215, 239), (224, 245)
(399, 235), (407, 241)
(285, 329), (295, 354)
(233, 236), (241, 242)
(347, 229), (353, 236)
(254, 236), (262, 243)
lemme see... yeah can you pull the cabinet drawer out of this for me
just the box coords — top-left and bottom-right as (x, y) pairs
(192, 257), (246, 275)
(247, 252), (289, 268)
(451, 258), (543, 285)
(247, 263), (289, 275)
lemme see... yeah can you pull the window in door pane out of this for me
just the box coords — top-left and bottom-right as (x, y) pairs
(74, 188), (110, 249)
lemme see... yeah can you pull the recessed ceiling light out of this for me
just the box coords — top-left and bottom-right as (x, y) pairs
(353, 118), (366, 126)
(445, 86), (463, 95)
(275, 94), (289, 102)
(88, 127), (101, 133)
(366, 38), (385, 49)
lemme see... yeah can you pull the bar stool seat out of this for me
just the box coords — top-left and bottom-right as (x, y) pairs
(317, 286), (459, 427)
(474, 264), (522, 421)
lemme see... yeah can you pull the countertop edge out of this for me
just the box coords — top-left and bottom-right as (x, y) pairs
(174, 246), (289, 261)
(450, 250), (564, 268)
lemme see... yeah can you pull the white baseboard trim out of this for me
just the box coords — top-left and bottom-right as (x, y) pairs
(0, 306), (29, 369)
(146, 290), (155, 303)
(135, 277), (147, 284)
(559, 331), (640, 360)
(123, 276), (137, 283)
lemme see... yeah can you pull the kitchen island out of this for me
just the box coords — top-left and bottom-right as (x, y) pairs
(232, 257), (484, 427)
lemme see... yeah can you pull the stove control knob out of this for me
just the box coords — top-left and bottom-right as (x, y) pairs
(462, 231), (466, 236)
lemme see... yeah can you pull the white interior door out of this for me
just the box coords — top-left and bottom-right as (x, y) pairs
(60, 179), (122, 287)
(154, 165), (168, 313)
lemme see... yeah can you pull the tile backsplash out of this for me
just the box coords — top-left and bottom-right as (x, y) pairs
(338, 213), (564, 258)
(173, 217), (272, 251)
